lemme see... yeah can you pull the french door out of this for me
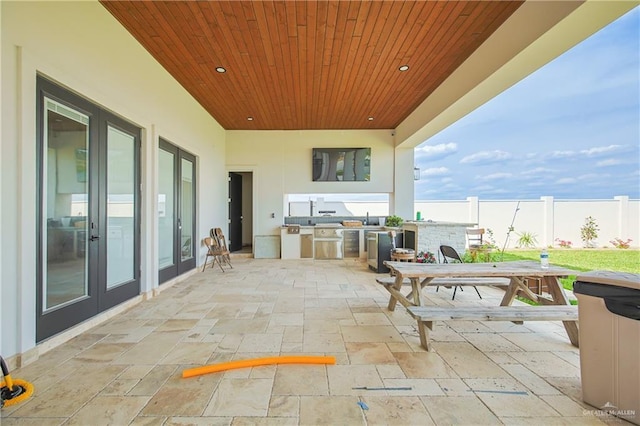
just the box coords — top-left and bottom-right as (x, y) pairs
(36, 77), (141, 342)
(158, 139), (196, 283)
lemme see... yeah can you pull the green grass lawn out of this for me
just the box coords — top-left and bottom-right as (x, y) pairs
(500, 249), (640, 273)
(498, 248), (640, 292)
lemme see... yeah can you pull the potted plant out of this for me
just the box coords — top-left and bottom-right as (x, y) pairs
(416, 250), (436, 263)
(385, 215), (403, 228)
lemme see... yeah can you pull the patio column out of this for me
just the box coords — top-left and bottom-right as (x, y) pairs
(390, 147), (414, 221)
(541, 196), (554, 247)
(614, 195), (629, 242)
(467, 196), (479, 224)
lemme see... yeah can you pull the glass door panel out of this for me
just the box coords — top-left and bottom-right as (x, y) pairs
(180, 158), (194, 261)
(158, 140), (196, 283)
(43, 98), (90, 310)
(106, 126), (135, 289)
(158, 149), (175, 269)
(38, 76), (141, 342)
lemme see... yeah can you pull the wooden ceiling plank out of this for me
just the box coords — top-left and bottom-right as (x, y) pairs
(325, 2), (376, 128)
(216, 1), (277, 128)
(304, 0), (318, 128)
(309, 0), (327, 127)
(360, 1), (429, 127)
(122, 1), (231, 124)
(298, 24), (309, 128)
(320, 0), (358, 127)
(269, 0), (297, 128)
(245, 15), (288, 128)
(238, 5), (285, 128)
(335, 0), (387, 127)
(196, 2), (250, 128)
(371, 1), (425, 127)
(376, 1), (434, 126)
(372, 4), (455, 126)
(282, 2), (303, 128)
(285, 0), (298, 38)
(368, 1), (468, 126)
(101, 0), (523, 130)
(343, 0), (415, 128)
(316, 1), (339, 127)
(251, 1), (275, 68)
(333, 0), (369, 127)
(334, 24), (362, 127)
(390, 2), (520, 126)
(198, 2), (258, 127)
(376, 2), (468, 122)
(250, 1), (287, 127)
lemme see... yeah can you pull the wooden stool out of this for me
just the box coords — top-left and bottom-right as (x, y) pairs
(391, 251), (415, 262)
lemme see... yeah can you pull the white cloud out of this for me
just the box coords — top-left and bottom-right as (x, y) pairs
(596, 159), (623, 167)
(556, 177), (577, 184)
(471, 184), (495, 191)
(477, 172), (513, 181)
(415, 143), (458, 159)
(421, 167), (450, 176)
(549, 150), (576, 159)
(581, 144), (624, 156)
(460, 150), (512, 164)
(521, 167), (555, 176)
(417, 142), (458, 155)
(577, 173), (599, 180)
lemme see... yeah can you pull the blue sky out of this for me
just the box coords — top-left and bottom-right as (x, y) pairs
(414, 7), (639, 201)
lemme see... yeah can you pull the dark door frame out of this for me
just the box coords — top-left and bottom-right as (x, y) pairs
(226, 168), (254, 254)
(158, 138), (196, 283)
(228, 172), (243, 252)
(36, 75), (141, 342)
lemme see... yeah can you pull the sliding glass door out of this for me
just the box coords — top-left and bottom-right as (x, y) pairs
(36, 76), (140, 342)
(158, 139), (196, 283)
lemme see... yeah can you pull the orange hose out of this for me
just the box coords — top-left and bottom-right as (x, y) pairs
(182, 355), (335, 378)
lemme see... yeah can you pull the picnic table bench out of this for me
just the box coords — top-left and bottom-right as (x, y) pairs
(381, 260), (580, 350)
(406, 305), (578, 351)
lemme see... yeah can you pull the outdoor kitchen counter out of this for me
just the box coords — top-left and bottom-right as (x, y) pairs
(280, 225), (385, 259)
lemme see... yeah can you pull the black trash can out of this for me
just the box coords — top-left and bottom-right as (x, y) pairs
(573, 271), (640, 425)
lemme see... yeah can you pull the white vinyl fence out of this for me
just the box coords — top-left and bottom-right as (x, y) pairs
(288, 196), (639, 249)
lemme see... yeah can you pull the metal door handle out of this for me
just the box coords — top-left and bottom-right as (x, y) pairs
(90, 235), (100, 241)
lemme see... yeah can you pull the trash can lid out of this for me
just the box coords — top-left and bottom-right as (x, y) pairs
(575, 270), (640, 291)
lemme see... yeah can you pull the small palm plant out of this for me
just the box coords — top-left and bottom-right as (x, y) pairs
(516, 231), (538, 248)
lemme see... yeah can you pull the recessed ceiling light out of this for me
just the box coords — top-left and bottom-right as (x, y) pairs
(368, 117), (374, 121)
(247, 117), (254, 121)
(398, 65), (409, 72)
(215, 67), (226, 73)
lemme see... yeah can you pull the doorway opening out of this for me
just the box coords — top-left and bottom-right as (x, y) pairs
(228, 171), (253, 254)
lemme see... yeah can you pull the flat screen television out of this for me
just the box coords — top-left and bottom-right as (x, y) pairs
(312, 147), (370, 181)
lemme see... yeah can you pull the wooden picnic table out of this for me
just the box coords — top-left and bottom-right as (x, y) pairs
(382, 260), (579, 350)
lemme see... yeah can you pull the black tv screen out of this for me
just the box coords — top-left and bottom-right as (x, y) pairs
(312, 148), (371, 181)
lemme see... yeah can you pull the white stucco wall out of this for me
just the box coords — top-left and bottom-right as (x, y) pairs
(1, 1), (226, 359)
(226, 129), (396, 236)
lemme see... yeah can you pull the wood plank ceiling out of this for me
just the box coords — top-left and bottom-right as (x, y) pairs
(101, 1), (523, 130)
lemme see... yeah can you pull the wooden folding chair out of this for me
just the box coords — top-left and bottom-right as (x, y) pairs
(212, 228), (232, 266)
(202, 235), (232, 272)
